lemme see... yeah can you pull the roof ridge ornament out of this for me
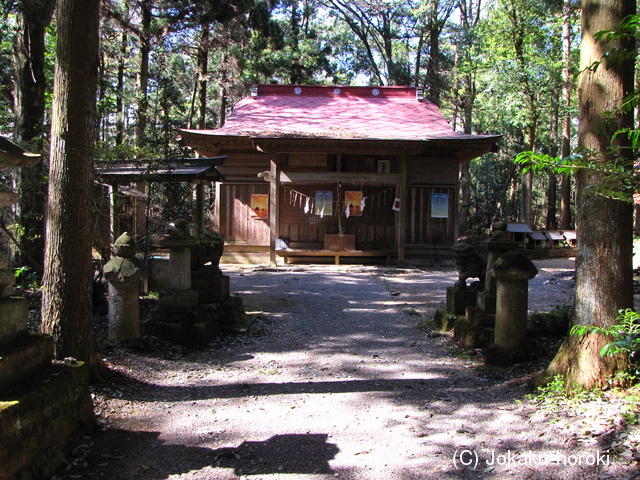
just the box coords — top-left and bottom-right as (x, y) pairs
(251, 85), (258, 97)
(416, 88), (424, 101)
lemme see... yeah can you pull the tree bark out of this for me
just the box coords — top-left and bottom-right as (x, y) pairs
(455, 0), (481, 236)
(560, 0), (574, 230)
(547, 95), (559, 230)
(41, 0), (103, 375)
(13, 0), (56, 273)
(547, 0), (635, 390)
(135, 0), (151, 148)
(116, 29), (128, 145)
(197, 24), (210, 130)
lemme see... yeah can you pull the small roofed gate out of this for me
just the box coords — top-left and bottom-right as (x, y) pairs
(405, 186), (455, 246)
(216, 183), (270, 244)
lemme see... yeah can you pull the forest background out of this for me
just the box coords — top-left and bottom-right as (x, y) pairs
(0, 0), (588, 273)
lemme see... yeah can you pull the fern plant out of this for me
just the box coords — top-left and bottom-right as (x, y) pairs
(571, 309), (640, 380)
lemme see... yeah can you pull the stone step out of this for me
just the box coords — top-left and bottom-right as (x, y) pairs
(0, 362), (94, 480)
(0, 333), (54, 392)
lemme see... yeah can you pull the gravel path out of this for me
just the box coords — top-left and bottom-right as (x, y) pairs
(56, 259), (637, 480)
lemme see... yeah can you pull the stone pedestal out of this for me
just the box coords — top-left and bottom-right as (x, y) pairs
(104, 233), (147, 344)
(159, 289), (200, 309)
(446, 286), (478, 315)
(160, 219), (198, 309)
(192, 268), (230, 304)
(149, 223), (255, 345)
(484, 250), (538, 365)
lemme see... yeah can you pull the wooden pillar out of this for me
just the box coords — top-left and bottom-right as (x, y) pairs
(194, 182), (205, 235)
(397, 155), (407, 266)
(269, 155), (280, 266)
(108, 183), (120, 246)
(213, 181), (222, 233)
(453, 166), (460, 243)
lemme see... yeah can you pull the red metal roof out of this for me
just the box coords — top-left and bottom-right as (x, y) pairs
(180, 85), (499, 143)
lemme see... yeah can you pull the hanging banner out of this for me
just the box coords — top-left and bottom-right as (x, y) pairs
(345, 191), (363, 216)
(431, 193), (449, 218)
(315, 191), (333, 216)
(250, 194), (269, 219)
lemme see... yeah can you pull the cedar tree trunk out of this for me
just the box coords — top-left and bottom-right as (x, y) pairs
(547, 0), (635, 390)
(14, 0), (56, 272)
(41, 0), (102, 374)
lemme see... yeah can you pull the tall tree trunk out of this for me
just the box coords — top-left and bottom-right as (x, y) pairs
(458, 74), (476, 236)
(13, 0), (56, 273)
(426, 21), (441, 104)
(560, 0), (574, 230)
(115, 30), (128, 145)
(547, 0), (635, 390)
(456, 0), (481, 236)
(219, 86), (228, 127)
(197, 24), (210, 130)
(506, 1), (539, 226)
(414, 27), (426, 87)
(547, 95), (559, 230)
(42, 0), (103, 376)
(135, 0), (151, 148)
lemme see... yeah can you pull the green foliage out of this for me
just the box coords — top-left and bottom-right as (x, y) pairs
(527, 374), (604, 412)
(516, 148), (639, 203)
(527, 374), (568, 410)
(467, 152), (519, 234)
(571, 309), (640, 365)
(14, 265), (41, 290)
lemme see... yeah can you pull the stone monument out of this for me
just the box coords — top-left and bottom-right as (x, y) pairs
(148, 221), (254, 346)
(159, 218), (199, 308)
(104, 232), (147, 343)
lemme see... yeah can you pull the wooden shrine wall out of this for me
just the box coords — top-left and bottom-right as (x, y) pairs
(405, 185), (455, 246)
(217, 183), (270, 244)
(278, 184), (397, 248)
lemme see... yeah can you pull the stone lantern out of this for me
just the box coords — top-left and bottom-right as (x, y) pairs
(485, 250), (538, 365)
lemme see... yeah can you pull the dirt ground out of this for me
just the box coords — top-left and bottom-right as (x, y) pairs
(53, 259), (640, 480)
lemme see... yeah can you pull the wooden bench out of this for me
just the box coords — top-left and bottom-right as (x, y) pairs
(276, 249), (396, 266)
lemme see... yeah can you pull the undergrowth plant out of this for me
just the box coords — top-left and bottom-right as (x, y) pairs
(527, 375), (604, 413)
(571, 308), (640, 384)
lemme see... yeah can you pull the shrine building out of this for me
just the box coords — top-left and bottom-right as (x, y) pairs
(178, 84), (500, 266)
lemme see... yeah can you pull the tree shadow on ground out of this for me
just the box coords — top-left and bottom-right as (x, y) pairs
(59, 429), (339, 479)
(104, 367), (505, 410)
